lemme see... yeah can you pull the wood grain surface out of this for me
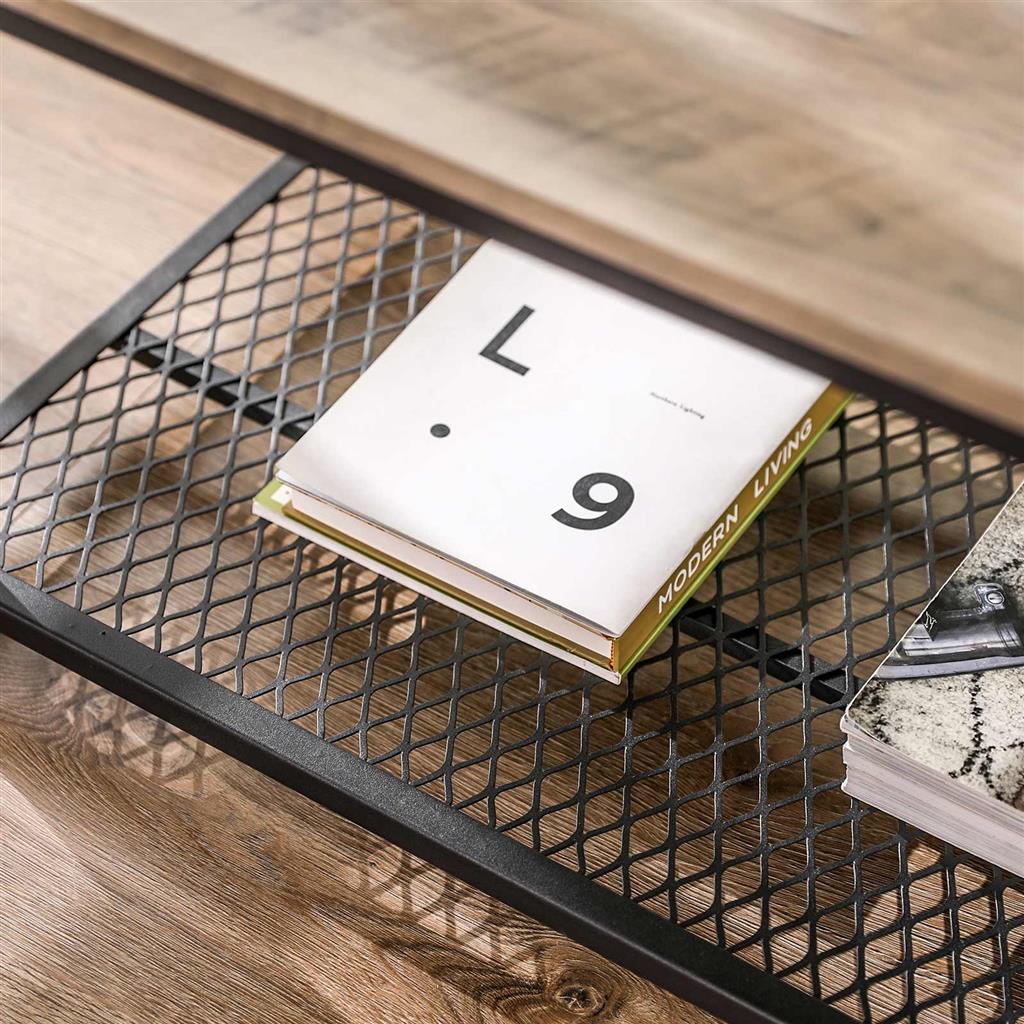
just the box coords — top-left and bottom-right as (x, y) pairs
(7, 0), (1024, 435)
(0, 37), (709, 1024)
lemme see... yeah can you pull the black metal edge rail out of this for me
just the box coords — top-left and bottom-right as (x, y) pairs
(0, 153), (307, 442)
(0, 573), (853, 1024)
(3, 3), (1022, 458)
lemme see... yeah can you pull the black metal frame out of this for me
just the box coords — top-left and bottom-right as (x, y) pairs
(0, 573), (839, 1024)
(2, 2), (1022, 458)
(0, 156), (306, 441)
(0, 154), (852, 1024)
(1, 38), (1021, 1024)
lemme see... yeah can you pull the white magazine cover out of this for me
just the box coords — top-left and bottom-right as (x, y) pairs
(278, 241), (828, 635)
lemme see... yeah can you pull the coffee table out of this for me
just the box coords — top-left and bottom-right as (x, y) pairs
(4, 0), (1023, 454)
(2, 6), (1022, 1023)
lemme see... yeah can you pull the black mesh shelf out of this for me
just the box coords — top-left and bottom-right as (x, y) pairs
(1, 158), (1021, 1024)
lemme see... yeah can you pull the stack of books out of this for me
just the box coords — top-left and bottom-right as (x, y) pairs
(842, 484), (1024, 874)
(254, 238), (1020, 872)
(255, 241), (848, 682)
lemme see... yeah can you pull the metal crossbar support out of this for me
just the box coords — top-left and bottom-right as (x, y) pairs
(118, 329), (314, 442)
(0, 154), (306, 442)
(677, 606), (847, 705)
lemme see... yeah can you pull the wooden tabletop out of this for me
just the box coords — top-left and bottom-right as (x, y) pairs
(0, 36), (704, 1023)
(7, 0), (1024, 440)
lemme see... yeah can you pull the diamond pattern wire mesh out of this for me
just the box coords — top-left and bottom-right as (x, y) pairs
(1, 166), (1022, 1023)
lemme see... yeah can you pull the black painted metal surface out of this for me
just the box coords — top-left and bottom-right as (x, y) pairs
(1, 162), (1021, 1024)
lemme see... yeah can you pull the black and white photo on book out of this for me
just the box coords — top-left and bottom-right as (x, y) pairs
(841, 483), (1024, 875)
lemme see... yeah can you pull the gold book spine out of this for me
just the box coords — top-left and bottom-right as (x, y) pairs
(615, 384), (852, 675)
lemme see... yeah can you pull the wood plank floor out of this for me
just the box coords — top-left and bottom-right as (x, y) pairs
(0, 37), (707, 1024)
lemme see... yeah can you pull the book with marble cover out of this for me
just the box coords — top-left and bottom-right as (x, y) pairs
(254, 241), (849, 682)
(841, 484), (1024, 875)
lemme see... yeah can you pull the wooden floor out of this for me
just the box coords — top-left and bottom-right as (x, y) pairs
(0, 38), (708, 1024)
